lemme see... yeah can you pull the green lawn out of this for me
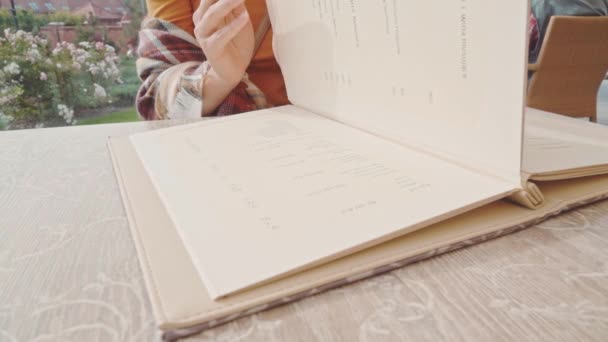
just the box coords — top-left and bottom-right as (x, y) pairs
(77, 107), (139, 126)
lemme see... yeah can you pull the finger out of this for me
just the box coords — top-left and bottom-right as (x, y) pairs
(225, 3), (246, 23)
(194, 0), (236, 38)
(206, 10), (249, 55)
(199, 0), (246, 37)
(194, 0), (222, 39)
(232, 3), (247, 16)
(194, 0), (243, 22)
(193, 0), (215, 23)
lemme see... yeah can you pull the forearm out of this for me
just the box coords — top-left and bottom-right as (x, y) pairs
(201, 68), (241, 115)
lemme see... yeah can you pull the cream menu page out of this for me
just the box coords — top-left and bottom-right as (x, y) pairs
(268, 0), (530, 185)
(131, 106), (516, 298)
(523, 108), (608, 177)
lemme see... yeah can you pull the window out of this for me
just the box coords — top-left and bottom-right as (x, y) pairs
(28, 2), (40, 11)
(45, 3), (56, 11)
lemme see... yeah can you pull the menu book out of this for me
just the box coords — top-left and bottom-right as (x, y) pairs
(108, 0), (608, 339)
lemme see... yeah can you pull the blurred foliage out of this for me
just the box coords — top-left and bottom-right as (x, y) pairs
(109, 56), (140, 106)
(123, 0), (144, 46)
(0, 9), (85, 32)
(76, 107), (138, 125)
(0, 30), (123, 128)
(0, 5), (143, 129)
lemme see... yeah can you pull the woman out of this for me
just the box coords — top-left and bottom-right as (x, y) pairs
(137, 0), (288, 119)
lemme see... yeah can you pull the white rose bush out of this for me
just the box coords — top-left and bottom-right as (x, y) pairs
(0, 28), (122, 129)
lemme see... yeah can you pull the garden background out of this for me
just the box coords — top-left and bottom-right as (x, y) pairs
(0, 0), (144, 130)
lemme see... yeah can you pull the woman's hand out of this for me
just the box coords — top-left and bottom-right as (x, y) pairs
(194, 0), (254, 88)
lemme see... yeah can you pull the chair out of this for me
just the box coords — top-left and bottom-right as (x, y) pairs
(527, 16), (608, 122)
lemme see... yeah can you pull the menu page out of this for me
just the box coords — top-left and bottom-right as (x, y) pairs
(131, 106), (515, 298)
(267, 0), (530, 186)
(523, 108), (608, 176)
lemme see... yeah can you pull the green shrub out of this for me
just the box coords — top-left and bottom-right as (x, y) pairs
(1, 30), (122, 128)
(0, 10), (85, 33)
(108, 56), (139, 106)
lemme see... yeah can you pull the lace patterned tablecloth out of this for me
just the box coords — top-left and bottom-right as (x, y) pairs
(1, 121), (607, 342)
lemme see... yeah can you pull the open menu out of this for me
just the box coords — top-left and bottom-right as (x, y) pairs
(115, 0), (608, 315)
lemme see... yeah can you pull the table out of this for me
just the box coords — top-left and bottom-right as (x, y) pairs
(1, 121), (607, 342)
